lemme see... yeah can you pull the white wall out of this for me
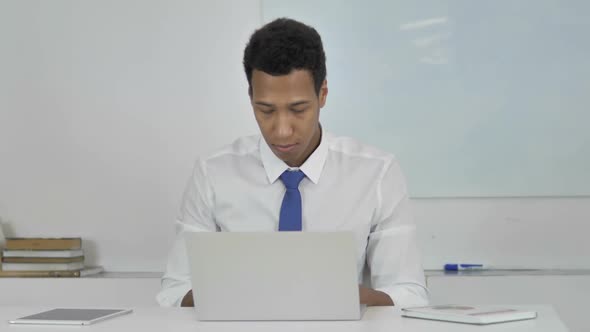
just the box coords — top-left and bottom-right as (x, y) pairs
(0, 0), (260, 271)
(0, 0), (589, 273)
(414, 197), (590, 269)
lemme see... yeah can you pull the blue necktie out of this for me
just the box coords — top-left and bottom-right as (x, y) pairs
(278, 170), (306, 231)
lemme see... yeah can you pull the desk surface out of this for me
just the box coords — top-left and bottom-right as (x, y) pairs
(2, 305), (568, 332)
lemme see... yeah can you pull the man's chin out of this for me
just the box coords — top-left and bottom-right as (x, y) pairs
(275, 153), (298, 167)
(275, 154), (294, 165)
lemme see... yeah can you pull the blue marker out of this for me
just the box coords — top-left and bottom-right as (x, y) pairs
(444, 263), (485, 271)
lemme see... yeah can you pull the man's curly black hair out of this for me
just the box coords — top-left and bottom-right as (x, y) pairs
(243, 18), (327, 96)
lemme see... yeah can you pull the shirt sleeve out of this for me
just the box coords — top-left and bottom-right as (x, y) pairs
(156, 158), (217, 307)
(366, 158), (429, 308)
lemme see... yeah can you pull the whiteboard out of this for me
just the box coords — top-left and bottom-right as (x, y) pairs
(262, 0), (590, 197)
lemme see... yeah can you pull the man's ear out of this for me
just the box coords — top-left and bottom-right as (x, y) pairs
(248, 86), (253, 100)
(319, 80), (328, 108)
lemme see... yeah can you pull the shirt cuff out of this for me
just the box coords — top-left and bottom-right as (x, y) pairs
(156, 278), (192, 307)
(377, 282), (429, 308)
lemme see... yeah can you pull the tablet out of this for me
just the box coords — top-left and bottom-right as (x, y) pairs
(402, 305), (537, 325)
(8, 308), (133, 325)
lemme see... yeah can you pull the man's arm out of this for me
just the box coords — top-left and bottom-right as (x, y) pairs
(366, 159), (429, 308)
(156, 159), (217, 307)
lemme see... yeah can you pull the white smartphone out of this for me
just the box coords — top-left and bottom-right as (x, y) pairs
(8, 308), (133, 325)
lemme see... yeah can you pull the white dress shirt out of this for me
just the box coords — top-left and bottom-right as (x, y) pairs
(157, 130), (429, 308)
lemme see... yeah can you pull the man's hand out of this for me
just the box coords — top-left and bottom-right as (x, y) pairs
(181, 290), (194, 307)
(359, 285), (394, 306)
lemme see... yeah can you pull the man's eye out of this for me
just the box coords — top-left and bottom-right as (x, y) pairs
(291, 108), (306, 113)
(260, 109), (274, 114)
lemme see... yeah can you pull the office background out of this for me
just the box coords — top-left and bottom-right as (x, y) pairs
(1, 0), (589, 271)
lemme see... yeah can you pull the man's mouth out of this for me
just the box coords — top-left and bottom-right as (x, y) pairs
(273, 143), (298, 153)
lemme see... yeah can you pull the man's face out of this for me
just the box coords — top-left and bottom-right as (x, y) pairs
(250, 69), (327, 167)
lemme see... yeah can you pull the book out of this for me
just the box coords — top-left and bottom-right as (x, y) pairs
(401, 305), (537, 325)
(5, 238), (82, 250)
(0, 266), (103, 278)
(1, 262), (84, 271)
(2, 249), (84, 258)
(2, 256), (84, 264)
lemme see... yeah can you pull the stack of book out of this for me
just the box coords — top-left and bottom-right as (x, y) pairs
(0, 237), (102, 277)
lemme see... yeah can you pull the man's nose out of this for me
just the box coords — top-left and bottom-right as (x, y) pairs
(274, 111), (294, 138)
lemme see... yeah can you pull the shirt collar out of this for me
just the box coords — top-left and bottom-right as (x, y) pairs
(259, 128), (330, 185)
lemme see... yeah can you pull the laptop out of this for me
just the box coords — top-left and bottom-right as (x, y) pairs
(184, 231), (363, 321)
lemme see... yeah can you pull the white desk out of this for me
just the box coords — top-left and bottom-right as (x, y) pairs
(2, 305), (568, 332)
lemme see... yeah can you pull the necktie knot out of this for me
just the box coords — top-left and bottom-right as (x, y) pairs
(279, 170), (305, 189)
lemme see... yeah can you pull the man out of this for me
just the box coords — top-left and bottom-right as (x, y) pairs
(157, 18), (428, 308)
